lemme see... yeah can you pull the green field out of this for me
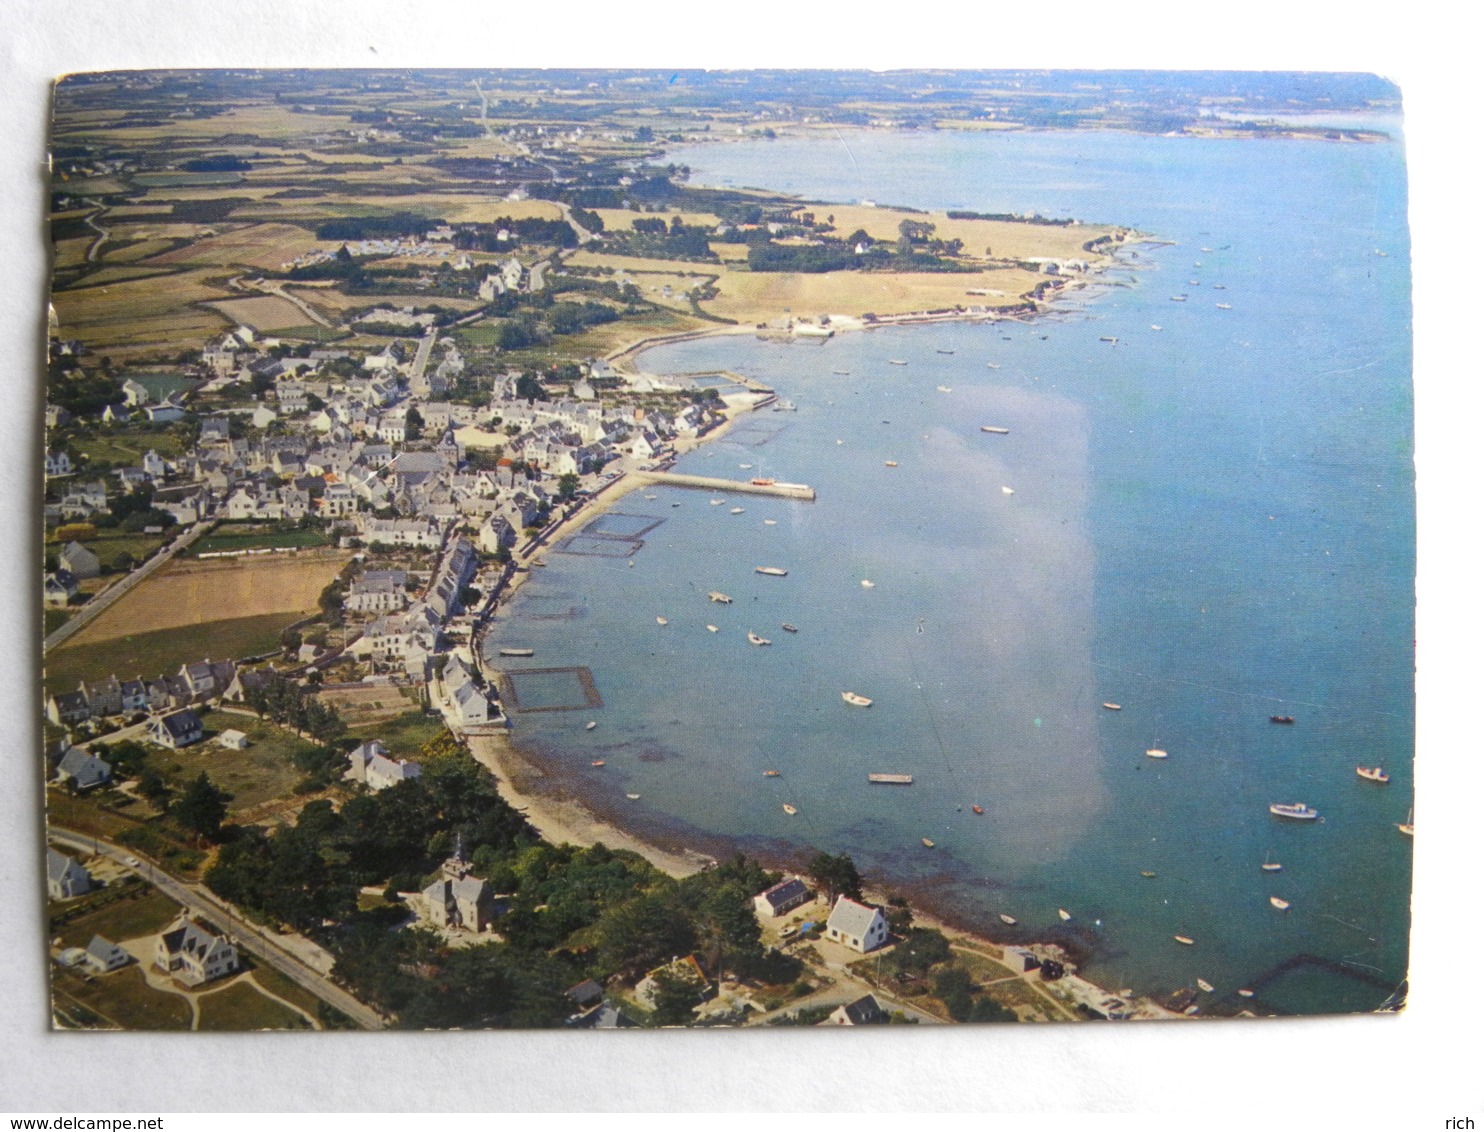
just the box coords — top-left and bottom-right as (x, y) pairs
(52, 964), (193, 1031)
(347, 707), (444, 759)
(191, 526), (331, 556)
(249, 965), (329, 1019)
(68, 427), (188, 466)
(196, 979), (313, 1031)
(149, 710), (317, 814)
(53, 887), (183, 950)
(45, 611), (294, 694)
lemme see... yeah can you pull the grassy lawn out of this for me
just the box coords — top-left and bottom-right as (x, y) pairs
(196, 978), (313, 1031)
(190, 525), (331, 556)
(63, 529), (171, 572)
(45, 611), (295, 694)
(68, 427), (188, 466)
(52, 964), (193, 1031)
(148, 710), (315, 814)
(347, 708), (444, 759)
(248, 965), (328, 1020)
(45, 608), (73, 634)
(46, 789), (149, 844)
(52, 887), (182, 950)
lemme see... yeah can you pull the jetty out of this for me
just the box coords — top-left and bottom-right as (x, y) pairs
(632, 471), (816, 501)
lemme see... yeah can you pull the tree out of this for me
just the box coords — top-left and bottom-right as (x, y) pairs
(808, 851), (863, 905)
(137, 770), (173, 812)
(514, 374), (546, 402)
(172, 772), (232, 842)
(404, 407), (424, 441)
(886, 895), (914, 937)
(556, 473), (580, 501)
(649, 964), (707, 1026)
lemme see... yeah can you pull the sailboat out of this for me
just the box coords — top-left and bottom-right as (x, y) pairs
(1261, 853), (1283, 872)
(1397, 807), (1414, 837)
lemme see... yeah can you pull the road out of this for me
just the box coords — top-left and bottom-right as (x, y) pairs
(50, 826), (385, 1030)
(408, 325), (438, 387)
(44, 521), (210, 651)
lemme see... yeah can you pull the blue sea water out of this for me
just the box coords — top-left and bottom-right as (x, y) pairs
(486, 122), (1413, 1011)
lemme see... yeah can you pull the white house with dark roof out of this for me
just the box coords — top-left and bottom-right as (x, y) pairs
(752, 877), (811, 920)
(147, 708), (204, 749)
(56, 747), (113, 791)
(825, 896), (890, 954)
(825, 994), (887, 1026)
(46, 848), (94, 900)
(83, 935), (131, 974)
(154, 917), (239, 986)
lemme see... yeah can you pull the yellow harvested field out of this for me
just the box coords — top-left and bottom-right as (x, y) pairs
(206, 295), (316, 333)
(141, 223), (334, 270)
(803, 203), (1117, 264)
(52, 237), (93, 270)
(61, 552), (350, 649)
(51, 267), (234, 353)
(295, 288), (483, 314)
(710, 242), (750, 262)
(566, 251), (720, 277)
(705, 267), (1052, 323)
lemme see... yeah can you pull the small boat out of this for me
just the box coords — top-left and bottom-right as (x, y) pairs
(1001, 486), (1014, 495)
(782, 804), (797, 815)
(1270, 897), (1291, 911)
(591, 760), (605, 767)
(1184, 1005), (1201, 1016)
(936, 385), (953, 393)
(626, 793), (641, 800)
(763, 770), (780, 777)
(781, 623), (798, 633)
(985, 362), (1001, 369)
(1398, 807), (1414, 837)
(706, 624), (718, 633)
(1269, 802), (1320, 820)
(1237, 989), (1255, 998)
(972, 805), (984, 815)
(842, 692), (873, 707)
(1174, 936), (1195, 946)
(708, 591), (733, 604)
(868, 773), (914, 785)
(884, 460), (898, 468)
(748, 632), (772, 646)
(730, 507), (745, 515)
(1000, 913), (1017, 925)
(936, 348), (955, 355)
(980, 425), (1010, 435)
(1150, 325), (1163, 331)
(1187, 280), (1200, 286)
(1270, 715), (1295, 725)
(499, 647), (535, 657)
(656, 616), (668, 626)
(1170, 295), (1187, 302)
(1215, 303), (1232, 310)
(860, 579), (875, 588)
(1099, 336), (1118, 343)
(833, 369), (851, 375)
(750, 478), (776, 486)
(763, 519), (778, 525)
(739, 463), (753, 469)
(710, 499), (724, 506)
(1145, 748), (1168, 759)
(1374, 249), (1388, 257)
(1140, 871), (1157, 878)
(1058, 909), (1072, 922)
(889, 359), (908, 366)
(1213, 283), (1227, 289)
(1261, 855), (1283, 872)
(585, 721), (597, 731)
(643, 493), (657, 500)
(628, 561), (635, 568)
(756, 566), (788, 576)
(921, 838), (935, 848)
(1201, 247), (1214, 253)
(1102, 702), (1122, 711)
(1356, 766), (1390, 784)
(1197, 979), (1215, 993)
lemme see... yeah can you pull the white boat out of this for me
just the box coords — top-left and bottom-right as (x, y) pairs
(748, 632), (772, 646)
(626, 793), (641, 800)
(1215, 303), (1232, 310)
(1398, 807), (1414, 837)
(1058, 909), (1072, 921)
(706, 624), (718, 633)
(1237, 989), (1255, 998)
(1001, 486), (1015, 495)
(1000, 914), (1017, 926)
(832, 369), (851, 375)
(643, 493), (657, 500)
(868, 773), (914, 785)
(1270, 896), (1291, 911)
(889, 359), (908, 366)
(755, 566), (788, 576)
(708, 591), (732, 604)
(936, 385), (953, 393)
(860, 579), (875, 588)
(730, 507), (745, 515)
(1356, 766), (1390, 783)
(1174, 935), (1195, 946)
(1201, 247), (1214, 253)
(655, 616), (668, 626)
(498, 647), (535, 657)
(1197, 979), (1215, 993)
(1213, 284), (1227, 289)
(763, 519), (777, 525)
(842, 692), (873, 707)
(1187, 280), (1200, 286)
(1150, 325), (1163, 330)
(980, 425), (1010, 434)
(885, 460), (898, 467)
(1170, 295), (1187, 302)
(985, 362), (1001, 369)
(739, 464), (753, 469)
(1145, 748), (1168, 759)
(1269, 802), (1320, 820)
(1102, 702), (1122, 711)
(1099, 336), (1118, 344)
(1261, 854), (1283, 872)
(783, 803), (797, 815)
(585, 721), (597, 731)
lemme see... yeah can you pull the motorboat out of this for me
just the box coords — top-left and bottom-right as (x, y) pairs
(1058, 909), (1072, 921)
(921, 838), (935, 848)
(842, 692), (873, 707)
(585, 721), (597, 731)
(889, 359), (908, 366)
(860, 579), (875, 588)
(590, 760), (605, 767)
(1145, 749), (1168, 759)
(1197, 979), (1215, 993)
(755, 566), (788, 576)
(656, 616), (668, 626)
(1269, 803), (1320, 820)
(781, 623), (798, 633)
(748, 632), (772, 646)
(782, 804), (797, 815)
(626, 793), (641, 800)
(884, 460), (898, 467)
(1270, 897), (1291, 911)
(1140, 871), (1157, 878)
(980, 426), (1010, 434)
(706, 624), (718, 633)
(1356, 766), (1390, 784)
(1237, 989), (1255, 998)
(763, 770), (780, 777)
(730, 507), (745, 515)
(1270, 715), (1295, 725)
(763, 519), (778, 525)
(1216, 303), (1233, 310)
(708, 591), (732, 603)
(972, 805), (984, 815)
(1102, 702), (1122, 711)
(1001, 486), (1015, 495)
(1000, 913), (1017, 925)
(1174, 936), (1195, 946)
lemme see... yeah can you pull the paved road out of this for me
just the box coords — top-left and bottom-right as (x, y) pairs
(44, 521), (210, 651)
(409, 326), (438, 386)
(82, 198), (110, 262)
(49, 826), (385, 1030)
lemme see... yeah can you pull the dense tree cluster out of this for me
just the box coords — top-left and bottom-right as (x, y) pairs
(242, 672), (346, 745)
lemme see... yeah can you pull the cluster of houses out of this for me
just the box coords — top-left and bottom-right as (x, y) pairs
(46, 657), (240, 730)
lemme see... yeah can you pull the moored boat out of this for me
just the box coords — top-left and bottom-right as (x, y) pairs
(656, 616), (668, 626)
(1398, 807), (1414, 837)
(781, 623), (798, 633)
(972, 805), (984, 815)
(585, 721), (597, 731)
(1145, 748), (1168, 759)
(1058, 909), (1072, 921)
(1174, 935), (1195, 946)
(1102, 702), (1122, 711)
(1270, 802), (1320, 820)
(1270, 896), (1291, 910)
(1238, 988), (1255, 998)
(937, 348), (955, 355)
(1001, 486), (1015, 495)
(889, 359), (908, 366)
(1356, 766), (1390, 783)
(708, 591), (732, 603)
(763, 770), (780, 777)
(626, 793), (641, 800)
(782, 804), (797, 815)
(499, 647), (536, 657)
(980, 425), (1010, 434)
(706, 624), (718, 632)
(885, 460), (898, 467)
(1216, 303), (1233, 310)
(842, 692), (873, 707)
(730, 507), (745, 515)
(747, 632), (772, 646)
(591, 760), (605, 767)
(1270, 715), (1295, 724)
(755, 566), (788, 576)
(1140, 871), (1157, 878)
(1170, 295), (1187, 301)
(1099, 336), (1118, 343)
(1197, 979), (1215, 993)
(860, 579), (875, 588)
(1000, 913), (1017, 925)
(921, 838), (935, 848)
